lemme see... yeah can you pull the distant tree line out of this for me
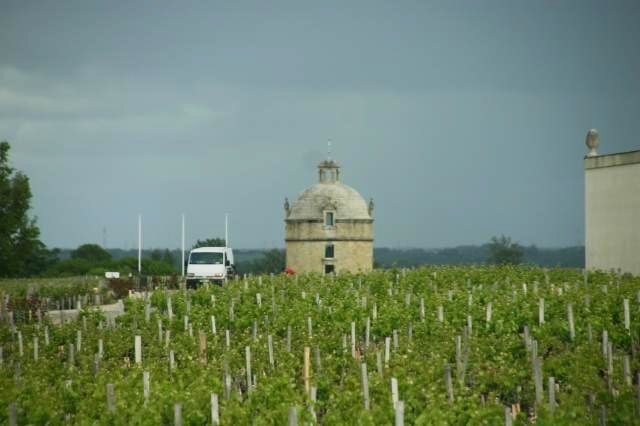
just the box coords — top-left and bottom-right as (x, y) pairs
(21, 238), (582, 278)
(44, 244), (177, 277)
(374, 240), (584, 269)
(46, 241), (285, 277)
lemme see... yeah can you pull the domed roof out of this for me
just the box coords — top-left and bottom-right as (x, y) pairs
(288, 182), (371, 220)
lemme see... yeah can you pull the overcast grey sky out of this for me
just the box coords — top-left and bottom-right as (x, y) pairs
(2, 0), (639, 249)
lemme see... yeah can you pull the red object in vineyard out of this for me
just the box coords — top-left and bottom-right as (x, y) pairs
(284, 267), (296, 275)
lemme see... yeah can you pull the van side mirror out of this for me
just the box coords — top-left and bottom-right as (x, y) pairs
(225, 260), (230, 266)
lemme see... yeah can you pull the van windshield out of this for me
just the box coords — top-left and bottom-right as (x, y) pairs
(189, 252), (224, 265)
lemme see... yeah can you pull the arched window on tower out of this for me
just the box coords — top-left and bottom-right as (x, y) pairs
(325, 243), (334, 259)
(324, 211), (334, 226)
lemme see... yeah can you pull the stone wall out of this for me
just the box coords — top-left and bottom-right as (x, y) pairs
(333, 240), (374, 273)
(585, 151), (640, 276)
(286, 241), (324, 273)
(285, 216), (374, 273)
(285, 240), (373, 274)
(285, 219), (373, 241)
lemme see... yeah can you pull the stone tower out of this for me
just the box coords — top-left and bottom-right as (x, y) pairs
(284, 159), (374, 274)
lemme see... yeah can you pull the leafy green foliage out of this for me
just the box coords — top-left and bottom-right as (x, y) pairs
(45, 246), (177, 277)
(150, 249), (175, 265)
(192, 237), (226, 249)
(71, 244), (112, 263)
(0, 141), (47, 278)
(238, 249), (285, 275)
(374, 245), (584, 268)
(1, 266), (639, 424)
(488, 235), (524, 265)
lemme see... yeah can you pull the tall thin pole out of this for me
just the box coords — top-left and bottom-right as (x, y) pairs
(181, 213), (186, 277)
(225, 213), (229, 247)
(138, 214), (142, 274)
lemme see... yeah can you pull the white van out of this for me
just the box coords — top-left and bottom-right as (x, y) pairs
(186, 247), (235, 288)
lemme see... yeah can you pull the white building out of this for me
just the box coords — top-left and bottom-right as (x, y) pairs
(584, 129), (640, 276)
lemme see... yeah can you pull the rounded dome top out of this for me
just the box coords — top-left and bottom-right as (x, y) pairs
(288, 182), (371, 220)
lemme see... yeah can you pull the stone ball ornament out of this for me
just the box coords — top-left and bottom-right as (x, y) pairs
(586, 129), (599, 157)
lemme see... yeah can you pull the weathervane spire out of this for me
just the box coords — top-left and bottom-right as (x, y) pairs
(327, 139), (332, 160)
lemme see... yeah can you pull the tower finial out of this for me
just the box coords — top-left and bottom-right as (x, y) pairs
(586, 129), (599, 157)
(327, 139), (332, 160)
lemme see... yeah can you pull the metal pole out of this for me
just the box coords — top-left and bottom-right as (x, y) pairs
(138, 214), (142, 274)
(225, 213), (229, 247)
(181, 213), (185, 277)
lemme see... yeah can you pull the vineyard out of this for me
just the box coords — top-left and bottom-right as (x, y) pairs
(1, 267), (640, 425)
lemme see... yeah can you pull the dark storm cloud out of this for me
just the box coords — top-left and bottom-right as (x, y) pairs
(1, 0), (639, 249)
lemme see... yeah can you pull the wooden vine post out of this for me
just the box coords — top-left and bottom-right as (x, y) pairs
(304, 346), (311, 395)
(8, 402), (17, 426)
(211, 393), (220, 424)
(246, 346), (252, 393)
(361, 362), (370, 410)
(106, 383), (115, 413)
(134, 335), (142, 365)
(174, 403), (182, 426)
(395, 400), (404, 426)
(445, 364), (454, 403)
(143, 371), (150, 405)
(199, 331), (207, 363)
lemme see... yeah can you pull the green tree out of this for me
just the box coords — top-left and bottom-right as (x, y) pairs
(150, 248), (175, 267)
(487, 235), (524, 265)
(150, 249), (164, 261)
(71, 244), (112, 263)
(192, 237), (226, 249)
(240, 249), (285, 274)
(0, 141), (46, 277)
(260, 249), (285, 273)
(161, 249), (175, 265)
(142, 258), (177, 275)
(25, 244), (60, 276)
(46, 258), (94, 277)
